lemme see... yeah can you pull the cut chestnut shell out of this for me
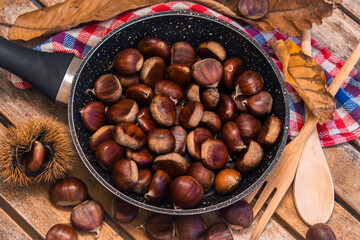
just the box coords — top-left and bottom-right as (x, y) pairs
(150, 95), (176, 127)
(112, 158), (139, 191)
(106, 98), (139, 124)
(197, 41), (226, 61)
(154, 80), (184, 104)
(201, 139), (229, 170)
(93, 74), (122, 104)
(114, 122), (146, 150)
(170, 175), (204, 209)
(138, 36), (171, 61)
(179, 101), (204, 130)
(95, 140), (125, 170)
(187, 162), (215, 192)
(171, 41), (197, 68)
(147, 128), (175, 155)
(145, 170), (171, 202)
(140, 56), (166, 87)
(89, 125), (115, 152)
(257, 115), (281, 148)
(235, 140), (264, 172)
(191, 58), (223, 87)
(80, 101), (106, 132)
(187, 127), (213, 160)
(125, 84), (154, 106)
(114, 48), (143, 75)
(153, 153), (188, 179)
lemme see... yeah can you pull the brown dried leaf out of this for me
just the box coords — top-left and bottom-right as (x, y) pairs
(270, 40), (336, 124)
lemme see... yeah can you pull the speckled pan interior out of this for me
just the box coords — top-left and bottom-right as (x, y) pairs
(68, 11), (290, 215)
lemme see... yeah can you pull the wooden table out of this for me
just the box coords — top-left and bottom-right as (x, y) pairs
(0, 1), (359, 239)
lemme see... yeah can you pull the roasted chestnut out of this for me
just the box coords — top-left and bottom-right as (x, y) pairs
(237, 0), (270, 20)
(114, 122), (146, 150)
(144, 214), (175, 240)
(45, 224), (77, 240)
(93, 74), (122, 104)
(125, 84), (154, 106)
(170, 125), (187, 155)
(179, 101), (204, 130)
(106, 98), (139, 124)
(200, 111), (222, 134)
(112, 158), (139, 191)
(116, 73), (140, 89)
(126, 146), (155, 168)
(89, 125), (115, 152)
(171, 41), (197, 68)
(170, 175), (204, 209)
(234, 113), (261, 141)
(147, 128), (175, 155)
(306, 223), (336, 240)
(24, 140), (45, 173)
(234, 70), (264, 96)
(220, 121), (246, 156)
(191, 58), (223, 87)
(187, 162), (215, 192)
(145, 170), (171, 202)
(201, 88), (220, 111)
(95, 140), (125, 170)
(70, 200), (104, 234)
(217, 94), (237, 123)
(80, 101), (106, 132)
(223, 58), (243, 89)
(187, 127), (213, 160)
(257, 115), (281, 148)
(140, 56), (166, 87)
(235, 140), (264, 172)
(167, 64), (192, 88)
(244, 90), (273, 117)
(112, 197), (139, 223)
(154, 80), (184, 104)
(138, 37), (171, 61)
(137, 107), (158, 133)
(175, 215), (207, 240)
(197, 41), (226, 61)
(220, 200), (253, 229)
(201, 139), (229, 170)
(185, 83), (201, 102)
(214, 169), (241, 195)
(133, 169), (153, 194)
(205, 222), (234, 240)
(114, 48), (143, 75)
(153, 153), (188, 179)
(150, 95), (176, 127)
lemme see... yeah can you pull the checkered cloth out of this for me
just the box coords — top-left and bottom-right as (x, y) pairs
(9, 1), (360, 147)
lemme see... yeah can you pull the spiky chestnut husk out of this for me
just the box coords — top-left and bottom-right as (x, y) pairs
(0, 117), (74, 185)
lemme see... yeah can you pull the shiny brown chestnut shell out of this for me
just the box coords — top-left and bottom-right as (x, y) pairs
(205, 222), (234, 240)
(235, 70), (264, 96)
(257, 115), (281, 148)
(231, 93), (248, 112)
(137, 37), (171, 61)
(306, 223), (337, 240)
(112, 158), (139, 191)
(191, 58), (223, 87)
(167, 64), (192, 88)
(80, 101), (106, 132)
(217, 94), (237, 123)
(197, 41), (226, 61)
(237, 0), (270, 20)
(214, 169), (241, 195)
(140, 56), (166, 87)
(200, 111), (222, 134)
(220, 121), (246, 156)
(114, 122), (146, 150)
(125, 84), (154, 106)
(49, 177), (89, 207)
(187, 162), (215, 192)
(175, 215), (207, 240)
(145, 170), (171, 202)
(147, 128), (175, 155)
(137, 107), (158, 133)
(133, 169), (153, 194)
(220, 200), (253, 229)
(201, 88), (220, 111)
(154, 80), (184, 104)
(170, 125), (187, 155)
(106, 98), (139, 124)
(187, 127), (213, 160)
(223, 58), (243, 89)
(171, 41), (197, 68)
(89, 125), (115, 152)
(150, 95), (176, 127)
(95, 140), (125, 170)
(244, 90), (273, 117)
(235, 140), (264, 172)
(45, 224), (78, 240)
(179, 101), (204, 130)
(126, 146), (155, 168)
(114, 48), (143, 75)
(201, 139), (229, 170)
(175, 105), (183, 125)
(112, 197), (139, 223)
(153, 153), (188, 179)
(116, 73), (140, 89)
(93, 74), (122, 104)
(234, 113), (261, 141)
(170, 175), (204, 209)
(70, 200), (104, 233)
(144, 214), (175, 240)
(24, 140), (45, 173)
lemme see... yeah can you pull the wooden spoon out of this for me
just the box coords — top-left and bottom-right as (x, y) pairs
(293, 31), (360, 225)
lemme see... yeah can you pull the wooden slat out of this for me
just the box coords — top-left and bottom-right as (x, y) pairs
(341, 0), (360, 22)
(311, 8), (360, 70)
(0, 208), (32, 240)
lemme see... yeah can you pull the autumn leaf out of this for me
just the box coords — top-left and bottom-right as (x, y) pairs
(270, 39), (336, 124)
(6, 0), (334, 41)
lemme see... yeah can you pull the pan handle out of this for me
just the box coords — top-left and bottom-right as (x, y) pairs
(0, 36), (77, 102)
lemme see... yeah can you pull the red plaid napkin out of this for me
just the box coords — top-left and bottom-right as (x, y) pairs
(9, 1), (360, 147)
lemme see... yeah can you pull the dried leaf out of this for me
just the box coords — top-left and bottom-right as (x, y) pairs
(7, 0), (334, 41)
(270, 40), (335, 124)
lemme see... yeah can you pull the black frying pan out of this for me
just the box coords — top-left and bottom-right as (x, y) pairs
(0, 11), (289, 215)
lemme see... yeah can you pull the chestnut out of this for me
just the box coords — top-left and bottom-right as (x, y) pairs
(95, 140), (125, 170)
(145, 170), (171, 202)
(214, 169), (241, 195)
(185, 83), (200, 102)
(191, 58), (223, 87)
(154, 80), (184, 104)
(24, 140), (45, 173)
(179, 101), (204, 130)
(106, 98), (139, 124)
(49, 177), (88, 207)
(244, 90), (273, 117)
(114, 48), (143, 75)
(197, 41), (226, 61)
(237, 0), (270, 20)
(147, 129), (175, 155)
(150, 95), (176, 127)
(231, 92), (248, 112)
(217, 94), (237, 123)
(144, 214), (175, 240)
(70, 200), (104, 234)
(116, 73), (140, 89)
(114, 122), (146, 150)
(201, 139), (229, 170)
(112, 197), (139, 223)
(200, 111), (222, 134)
(89, 125), (115, 152)
(133, 169), (153, 194)
(201, 88), (220, 111)
(234, 113), (261, 141)
(234, 70), (264, 96)
(220, 121), (246, 156)
(153, 153), (188, 179)
(93, 74), (122, 104)
(137, 107), (158, 133)
(112, 158), (139, 191)
(170, 125), (187, 155)
(223, 58), (243, 89)
(257, 115), (281, 148)
(167, 64), (192, 88)
(80, 101), (106, 132)
(187, 162), (215, 192)
(126, 146), (155, 168)
(140, 56), (166, 87)
(175, 105), (183, 125)
(306, 223), (336, 240)
(125, 84), (154, 106)
(187, 127), (213, 160)
(220, 200), (253, 229)
(138, 37), (171, 61)
(175, 215), (207, 240)
(170, 176), (204, 209)
(205, 222), (234, 240)
(45, 224), (77, 240)
(235, 140), (264, 172)
(171, 41), (197, 68)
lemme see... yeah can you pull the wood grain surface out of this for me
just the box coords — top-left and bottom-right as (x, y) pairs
(0, 208), (32, 240)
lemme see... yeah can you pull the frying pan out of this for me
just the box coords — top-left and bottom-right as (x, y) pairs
(0, 11), (289, 215)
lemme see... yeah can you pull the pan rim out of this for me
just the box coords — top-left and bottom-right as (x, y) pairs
(68, 10), (290, 215)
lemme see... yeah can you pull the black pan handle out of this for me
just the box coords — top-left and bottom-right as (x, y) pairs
(0, 36), (76, 102)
